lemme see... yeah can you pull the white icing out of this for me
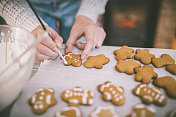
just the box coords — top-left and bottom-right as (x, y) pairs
(114, 94), (119, 98)
(158, 96), (165, 103)
(90, 91), (94, 97)
(39, 96), (44, 100)
(39, 104), (44, 109)
(115, 97), (119, 102)
(48, 88), (54, 92)
(155, 94), (160, 100)
(112, 91), (116, 94)
(36, 88), (44, 92)
(41, 92), (45, 95)
(34, 104), (38, 109)
(152, 92), (155, 96)
(117, 87), (123, 93)
(110, 88), (113, 91)
(143, 95), (153, 102)
(74, 92), (78, 96)
(136, 84), (147, 95)
(144, 88), (147, 92)
(119, 95), (123, 100)
(100, 82), (112, 92)
(147, 90), (151, 94)
(73, 87), (83, 91)
(104, 92), (112, 100)
(152, 87), (161, 94)
(89, 99), (93, 104)
(65, 93), (68, 98)
(32, 95), (36, 103)
(135, 104), (145, 109)
(82, 94), (88, 104)
(46, 95), (51, 104)
(69, 99), (79, 104)
(69, 92), (73, 97)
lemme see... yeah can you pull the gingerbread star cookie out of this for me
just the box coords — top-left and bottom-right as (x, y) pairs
(114, 46), (134, 60)
(84, 54), (110, 69)
(153, 76), (176, 99)
(127, 104), (155, 117)
(152, 54), (175, 68)
(133, 84), (167, 106)
(134, 65), (158, 84)
(62, 87), (94, 106)
(63, 52), (82, 67)
(90, 106), (118, 117)
(115, 59), (141, 75)
(55, 107), (82, 117)
(166, 64), (176, 75)
(28, 88), (57, 114)
(98, 81), (125, 106)
(134, 49), (155, 64)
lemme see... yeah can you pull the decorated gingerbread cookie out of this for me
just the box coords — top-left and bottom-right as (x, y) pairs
(98, 81), (125, 106)
(134, 49), (155, 64)
(152, 54), (175, 68)
(62, 87), (94, 106)
(153, 76), (176, 99)
(63, 52), (82, 67)
(84, 54), (110, 69)
(134, 65), (158, 84)
(90, 106), (118, 117)
(133, 84), (167, 106)
(166, 64), (176, 75)
(28, 88), (57, 114)
(115, 59), (141, 75)
(127, 104), (155, 117)
(114, 46), (134, 60)
(55, 106), (82, 117)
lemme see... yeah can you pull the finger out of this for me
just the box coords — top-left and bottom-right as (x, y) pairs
(54, 35), (63, 48)
(66, 29), (82, 53)
(81, 39), (94, 60)
(36, 51), (50, 60)
(76, 41), (86, 50)
(37, 43), (58, 59)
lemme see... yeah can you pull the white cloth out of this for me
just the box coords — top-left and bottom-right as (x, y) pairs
(0, 0), (108, 32)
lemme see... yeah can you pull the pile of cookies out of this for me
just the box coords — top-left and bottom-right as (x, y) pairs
(28, 46), (176, 116)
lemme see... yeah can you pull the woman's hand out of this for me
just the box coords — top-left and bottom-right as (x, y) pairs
(66, 16), (106, 60)
(32, 25), (63, 60)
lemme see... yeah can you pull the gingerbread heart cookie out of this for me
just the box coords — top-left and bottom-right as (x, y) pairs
(28, 88), (57, 114)
(62, 87), (94, 106)
(84, 54), (110, 69)
(90, 106), (118, 117)
(127, 104), (155, 117)
(98, 81), (125, 106)
(152, 54), (175, 68)
(114, 46), (134, 60)
(115, 59), (141, 75)
(55, 106), (82, 117)
(133, 84), (167, 106)
(63, 52), (82, 67)
(134, 49), (155, 64)
(153, 76), (176, 99)
(134, 65), (158, 84)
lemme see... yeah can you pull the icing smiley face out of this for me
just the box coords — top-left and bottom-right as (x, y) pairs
(28, 88), (57, 114)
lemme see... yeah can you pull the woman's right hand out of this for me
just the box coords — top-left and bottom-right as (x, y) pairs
(32, 25), (63, 60)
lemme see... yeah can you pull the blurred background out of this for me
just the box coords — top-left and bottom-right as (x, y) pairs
(0, 0), (176, 49)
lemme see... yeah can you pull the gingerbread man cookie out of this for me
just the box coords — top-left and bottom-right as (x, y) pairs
(166, 64), (176, 75)
(28, 88), (57, 114)
(55, 107), (82, 117)
(134, 65), (158, 84)
(127, 104), (155, 117)
(62, 87), (94, 106)
(114, 46), (134, 61)
(152, 54), (175, 68)
(98, 81), (125, 106)
(63, 52), (82, 67)
(153, 76), (176, 99)
(84, 54), (110, 69)
(115, 59), (141, 75)
(134, 49), (155, 64)
(90, 106), (118, 117)
(133, 84), (167, 106)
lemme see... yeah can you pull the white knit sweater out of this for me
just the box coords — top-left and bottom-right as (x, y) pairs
(0, 0), (108, 32)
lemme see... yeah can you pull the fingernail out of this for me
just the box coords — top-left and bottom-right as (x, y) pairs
(53, 47), (58, 53)
(81, 54), (86, 60)
(57, 42), (62, 48)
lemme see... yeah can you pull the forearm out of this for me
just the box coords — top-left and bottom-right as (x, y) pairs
(0, 0), (46, 32)
(76, 0), (108, 23)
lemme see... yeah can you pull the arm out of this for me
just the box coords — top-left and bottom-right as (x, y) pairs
(66, 0), (108, 60)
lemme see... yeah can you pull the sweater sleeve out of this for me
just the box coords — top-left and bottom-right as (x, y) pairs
(0, 0), (46, 32)
(76, 0), (108, 23)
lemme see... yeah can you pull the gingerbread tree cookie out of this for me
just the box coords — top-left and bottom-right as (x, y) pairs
(114, 46), (134, 60)
(28, 88), (57, 114)
(55, 107), (82, 117)
(98, 81), (125, 106)
(152, 54), (175, 68)
(153, 76), (176, 99)
(84, 54), (110, 69)
(63, 52), (82, 67)
(127, 104), (155, 117)
(62, 87), (94, 106)
(134, 49), (155, 64)
(115, 59), (141, 75)
(90, 106), (118, 117)
(166, 64), (176, 75)
(133, 84), (167, 106)
(134, 65), (158, 84)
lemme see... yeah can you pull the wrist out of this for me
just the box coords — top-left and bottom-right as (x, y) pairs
(76, 15), (94, 25)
